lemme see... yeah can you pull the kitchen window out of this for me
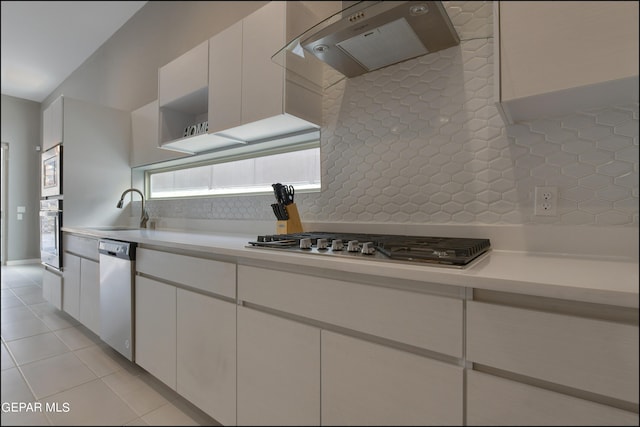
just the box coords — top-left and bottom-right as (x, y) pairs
(146, 145), (320, 199)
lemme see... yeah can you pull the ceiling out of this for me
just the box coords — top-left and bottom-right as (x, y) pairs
(1, 0), (147, 103)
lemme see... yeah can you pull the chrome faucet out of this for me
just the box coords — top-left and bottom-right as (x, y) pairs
(117, 188), (149, 228)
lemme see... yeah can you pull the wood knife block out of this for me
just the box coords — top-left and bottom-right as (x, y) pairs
(276, 203), (303, 234)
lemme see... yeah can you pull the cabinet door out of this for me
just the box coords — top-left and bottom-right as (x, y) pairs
(50, 96), (63, 147)
(237, 306), (320, 426)
(135, 276), (176, 390)
(42, 104), (52, 151)
(79, 258), (100, 335)
(158, 40), (209, 107)
(131, 100), (185, 167)
(467, 370), (639, 426)
(62, 252), (81, 319)
(176, 289), (236, 425)
(499, 2), (638, 101)
(208, 20), (242, 134)
(321, 330), (463, 426)
(42, 268), (62, 310)
(43, 96), (63, 151)
(241, 1), (285, 124)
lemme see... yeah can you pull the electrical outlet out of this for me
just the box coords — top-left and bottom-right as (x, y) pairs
(534, 186), (558, 216)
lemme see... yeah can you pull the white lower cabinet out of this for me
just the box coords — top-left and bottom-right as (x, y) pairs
(466, 301), (639, 404)
(62, 254), (99, 334)
(176, 289), (236, 426)
(42, 267), (63, 310)
(62, 253), (81, 318)
(236, 264), (466, 425)
(79, 259), (100, 335)
(237, 306), (320, 426)
(467, 370), (639, 426)
(62, 234), (100, 333)
(322, 331), (463, 426)
(466, 298), (639, 426)
(135, 247), (237, 425)
(135, 276), (177, 389)
(128, 248), (639, 426)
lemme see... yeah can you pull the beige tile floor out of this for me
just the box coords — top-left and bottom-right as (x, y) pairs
(1, 264), (221, 426)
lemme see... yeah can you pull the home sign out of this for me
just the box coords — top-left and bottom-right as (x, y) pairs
(184, 121), (208, 137)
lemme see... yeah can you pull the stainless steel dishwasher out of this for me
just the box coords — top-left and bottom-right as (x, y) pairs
(98, 239), (136, 361)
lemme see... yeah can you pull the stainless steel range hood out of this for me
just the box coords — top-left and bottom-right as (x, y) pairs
(273, 1), (460, 88)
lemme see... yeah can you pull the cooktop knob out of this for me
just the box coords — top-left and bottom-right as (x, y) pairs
(316, 238), (328, 250)
(331, 239), (344, 251)
(361, 242), (375, 255)
(347, 240), (360, 252)
(299, 238), (312, 249)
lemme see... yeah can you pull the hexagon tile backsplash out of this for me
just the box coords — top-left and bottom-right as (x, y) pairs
(147, 6), (639, 227)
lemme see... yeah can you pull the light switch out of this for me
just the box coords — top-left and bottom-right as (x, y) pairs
(17, 206), (26, 213)
(17, 213), (23, 220)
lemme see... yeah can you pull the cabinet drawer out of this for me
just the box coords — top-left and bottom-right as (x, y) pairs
(238, 266), (463, 357)
(467, 301), (639, 403)
(137, 248), (235, 299)
(467, 370), (639, 426)
(63, 234), (99, 260)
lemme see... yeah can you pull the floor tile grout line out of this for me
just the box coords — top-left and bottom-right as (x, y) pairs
(2, 273), (112, 416)
(99, 373), (168, 421)
(2, 264), (214, 426)
(15, 348), (105, 404)
(5, 278), (148, 419)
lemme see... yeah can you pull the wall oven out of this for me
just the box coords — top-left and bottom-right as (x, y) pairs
(40, 199), (62, 270)
(41, 144), (62, 198)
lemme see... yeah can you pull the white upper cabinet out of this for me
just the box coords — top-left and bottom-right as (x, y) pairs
(208, 20), (243, 135)
(159, 1), (323, 154)
(241, 1), (286, 126)
(225, 1), (322, 142)
(157, 40), (216, 152)
(131, 100), (186, 167)
(158, 40), (209, 108)
(495, 1), (639, 124)
(42, 96), (63, 151)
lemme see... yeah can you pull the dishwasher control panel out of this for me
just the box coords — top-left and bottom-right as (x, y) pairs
(98, 239), (136, 260)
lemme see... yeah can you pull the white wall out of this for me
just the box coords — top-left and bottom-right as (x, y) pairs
(1, 95), (41, 261)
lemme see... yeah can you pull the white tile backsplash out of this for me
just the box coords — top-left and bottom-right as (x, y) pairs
(146, 2), (638, 228)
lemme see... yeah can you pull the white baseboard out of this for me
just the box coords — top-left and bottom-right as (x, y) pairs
(4, 258), (42, 266)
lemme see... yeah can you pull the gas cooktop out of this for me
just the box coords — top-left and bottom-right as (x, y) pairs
(247, 232), (491, 268)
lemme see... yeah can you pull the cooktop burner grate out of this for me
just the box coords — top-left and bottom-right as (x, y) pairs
(248, 232), (491, 268)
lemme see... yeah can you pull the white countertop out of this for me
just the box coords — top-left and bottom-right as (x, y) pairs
(62, 226), (639, 308)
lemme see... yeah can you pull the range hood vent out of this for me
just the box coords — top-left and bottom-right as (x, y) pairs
(273, 1), (460, 89)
